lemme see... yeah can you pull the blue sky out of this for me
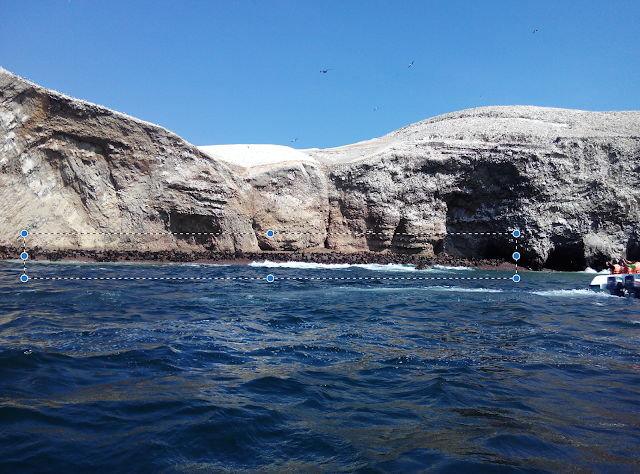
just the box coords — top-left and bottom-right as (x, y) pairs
(1, 0), (638, 149)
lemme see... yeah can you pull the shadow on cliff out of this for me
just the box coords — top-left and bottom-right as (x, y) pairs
(159, 210), (222, 249)
(441, 160), (526, 264)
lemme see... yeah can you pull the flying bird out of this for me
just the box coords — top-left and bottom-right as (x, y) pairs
(373, 107), (378, 111)
(320, 69), (332, 73)
(408, 61), (414, 68)
(533, 29), (538, 33)
(291, 138), (298, 142)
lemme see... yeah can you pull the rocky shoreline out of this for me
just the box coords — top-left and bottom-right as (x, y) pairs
(0, 246), (521, 271)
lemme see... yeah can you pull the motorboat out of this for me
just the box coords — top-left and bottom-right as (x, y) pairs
(591, 272), (640, 297)
(589, 273), (615, 292)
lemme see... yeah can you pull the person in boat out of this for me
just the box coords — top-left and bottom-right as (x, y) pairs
(618, 259), (627, 273)
(605, 258), (640, 274)
(622, 258), (640, 273)
(606, 261), (623, 274)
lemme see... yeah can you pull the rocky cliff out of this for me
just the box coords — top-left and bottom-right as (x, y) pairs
(2, 67), (639, 270)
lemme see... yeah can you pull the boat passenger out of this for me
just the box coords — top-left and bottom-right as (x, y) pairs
(623, 258), (640, 273)
(619, 258), (630, 274)
(607, 261), (623, 274)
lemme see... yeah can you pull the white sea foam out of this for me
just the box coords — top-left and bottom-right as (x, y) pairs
(531, 289), (613, 298)
(429, 265), (474, 271)
(248, 261), (417, 272)
(160, 262), (230, 267)
(335, 285), (502, 293)
(359, 263), (418, 272)
(338, 286), (422, 292)
(249, 261), (473, 272)
(425, 285), (503, 293)
(581, 267), (609, 274)
(197, 297), (218, 303)
(249, 260), (352, 270)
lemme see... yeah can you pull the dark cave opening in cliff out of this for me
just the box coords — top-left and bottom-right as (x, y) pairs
(160, 211), (221, 247)
(482, 240), (524, 264)
(626, 234), (640, 261)
(544, 241), (586, 271)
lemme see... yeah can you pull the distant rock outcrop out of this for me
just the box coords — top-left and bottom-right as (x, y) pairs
(2, 67), (640, 270)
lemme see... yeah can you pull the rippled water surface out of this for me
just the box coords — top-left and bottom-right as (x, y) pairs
(1, 261), (639, 473)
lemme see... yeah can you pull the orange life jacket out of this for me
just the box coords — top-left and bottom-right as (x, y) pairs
(612, 264), (623, 274)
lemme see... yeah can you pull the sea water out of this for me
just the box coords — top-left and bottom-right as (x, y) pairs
(1, 261), (639, 473)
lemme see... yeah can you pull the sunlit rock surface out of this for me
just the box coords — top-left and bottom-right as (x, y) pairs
(2, 66), (640, 269)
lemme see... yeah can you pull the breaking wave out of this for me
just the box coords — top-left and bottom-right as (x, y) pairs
(531, 289), (614, 298)
(425, 285), (503, 293)
(428, 264), (474, 271)
(249, 261), (418, 272)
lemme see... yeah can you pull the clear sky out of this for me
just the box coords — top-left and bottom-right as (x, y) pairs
(1, 0), (638, 149)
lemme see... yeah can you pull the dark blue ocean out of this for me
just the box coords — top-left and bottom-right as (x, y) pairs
(1, 260), (639, 473)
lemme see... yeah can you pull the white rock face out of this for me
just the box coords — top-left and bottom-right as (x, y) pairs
(2, 66), (640, 269)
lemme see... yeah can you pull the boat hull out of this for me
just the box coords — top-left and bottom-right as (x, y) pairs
(591, 273), (640, 297)
(589, 274), (611, 292)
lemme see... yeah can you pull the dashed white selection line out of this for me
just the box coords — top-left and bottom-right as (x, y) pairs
(30, 276), (513, 281)
(28, 231), (513, 236)
(20, 230), (522, 283)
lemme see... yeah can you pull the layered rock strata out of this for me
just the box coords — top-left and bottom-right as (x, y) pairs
(2, 67), (640, 270)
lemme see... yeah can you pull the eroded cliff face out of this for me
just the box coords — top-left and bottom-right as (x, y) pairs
(2, 67), (640, 270)
(313, 108), (640, 269)
(0, 67), (261, 253)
